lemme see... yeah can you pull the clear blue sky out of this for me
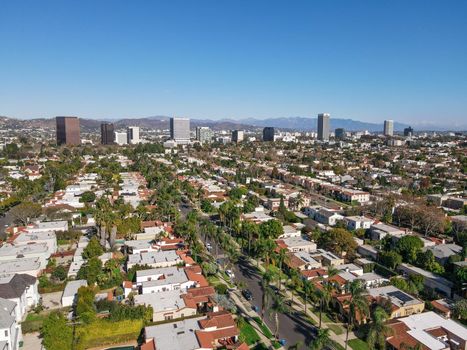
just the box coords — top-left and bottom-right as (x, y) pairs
(1, 0), (466, 126)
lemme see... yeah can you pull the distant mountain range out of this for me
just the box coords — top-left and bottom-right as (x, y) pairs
(0, 115), (462, 132)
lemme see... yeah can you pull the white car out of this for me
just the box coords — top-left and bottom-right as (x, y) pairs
(225, 270), (235, 279)
(206, 243), (212, 251)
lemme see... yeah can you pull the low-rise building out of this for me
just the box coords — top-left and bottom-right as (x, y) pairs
(386, 311), (467, 350)
(398, 263), (453, 297)
(276, 236), (317, 253)
(126, 250), (182, 270)
(0, 274), (39, 320)
(62, 280), (88, 307)
(344, 216), (374, 231)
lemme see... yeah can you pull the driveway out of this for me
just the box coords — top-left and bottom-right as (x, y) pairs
(22, 332), (43, 350)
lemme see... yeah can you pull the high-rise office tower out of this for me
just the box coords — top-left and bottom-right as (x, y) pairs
(101, 123), (115, 145)
(56, 116), (80, 146)
(317, 113), (330, 141)
(403, 126), (414, 137)
(231, 130), (244, 143)
(263, 127), (275, 141)
(335, 128), (346, 140)
(384, 120), (394, 136)
(170, 117), (190, 144)
(196, 127), (213, 143)
(127, 126), (140, 144)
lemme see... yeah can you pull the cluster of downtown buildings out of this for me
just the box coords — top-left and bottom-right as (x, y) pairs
(54, 114), (415, 148)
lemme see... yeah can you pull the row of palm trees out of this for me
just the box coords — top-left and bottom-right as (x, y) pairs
(261, 259), (393, 350)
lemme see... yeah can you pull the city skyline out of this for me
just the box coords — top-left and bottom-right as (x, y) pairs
(0, 1), (466, 126)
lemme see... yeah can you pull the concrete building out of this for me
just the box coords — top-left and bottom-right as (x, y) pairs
(385, 311), (467, 350)
(0, 297), (22, 350)
(231, 130), (244, 143)
(404, 126), (414, 137)
(398, 263), (454, 297)
(100, 123), (115, 145)
(335, 128), (346, 140)
(263, 127), (275, 141)
(127, 126), (140, 144)
(384, 120), (394, 136)
(170, 117), (190, 144)
(195, 127), (213, 143)
(317, 113), (330, 141)
(56, 116), (80, 146)
(115, 132), (128, 145)
(61, 280), (88, 307)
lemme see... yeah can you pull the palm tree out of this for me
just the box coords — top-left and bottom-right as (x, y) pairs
(268, 293), (289, 339)
(303, 279), (315, 314)
(309, 328), (332, 350)
(367, 306), (392, 350)
(318, 266), (338, 328)
(261, 270), (275, 321)
(344, 280), (370, 350)
(274, 248), (289, 290)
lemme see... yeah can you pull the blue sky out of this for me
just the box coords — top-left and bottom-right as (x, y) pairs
(1, 0), (466, 126)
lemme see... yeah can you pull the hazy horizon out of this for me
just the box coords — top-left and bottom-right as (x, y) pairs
(1, 1), (466, 127)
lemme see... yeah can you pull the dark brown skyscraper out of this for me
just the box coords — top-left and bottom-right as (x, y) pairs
(56, 116), (80, 146)
(101, 122), (115, 145)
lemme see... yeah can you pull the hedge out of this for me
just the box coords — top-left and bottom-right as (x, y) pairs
(75, 319), (143, 350)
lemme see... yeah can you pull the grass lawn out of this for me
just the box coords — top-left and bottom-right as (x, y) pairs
(272, 340), (282, 349)
(327, 323), (344, 335)
(252, 317), (274, 339)
(207, 275), (221, 286)
(252, 344), (269, 350)
(348, 339), (370, 350)
(239, 320), (261, 345)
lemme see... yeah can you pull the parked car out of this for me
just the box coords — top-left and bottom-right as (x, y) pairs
(242, 289), (253, 301)
(206, 243), (212, 250)
(225, 270), (235, 279)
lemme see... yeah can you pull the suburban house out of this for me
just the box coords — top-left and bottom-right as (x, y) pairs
(344, 216), (374, 231)
(126, 250), (183, 270)
(0, 274), (39, 321)
(385, 311), (467, 350)
(398, 264), (454, 298)
(276, 236), (317, 253)
(0, 298), (21, 350)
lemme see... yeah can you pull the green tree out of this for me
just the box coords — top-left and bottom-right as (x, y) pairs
(319, 228), (357, 257)
(75, 286), (97, 324)
(344, 280), (370, 350)
(259, 219), (284, 239)
(79, 191), (96, 203)
(82, 237), (104, 259)
(379, 251), (403, 270)
(452, 299), (467, 321)
(41, 311), (73, 350)
(309, 328), (332, 350)
(396, 236), (423, 263)
(52, 265), (67, 281)
(77, 257), (103, 285)
(367, 306), (392, 350)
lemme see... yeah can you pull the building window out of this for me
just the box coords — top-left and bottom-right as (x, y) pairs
(4, 330), (7, 337)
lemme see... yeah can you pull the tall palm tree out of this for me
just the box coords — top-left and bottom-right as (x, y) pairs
(367, 306), (392, 350)
(318, 266), (338, 328)
(268, 293), (289, 339)
(344, 280), (370, 350)
(261, 270), (275, 321)
(303, 279), (315, 314)
(274, 248), (289, 290)
(309, 328), (332, 350)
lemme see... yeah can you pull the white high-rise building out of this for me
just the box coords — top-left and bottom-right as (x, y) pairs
(170, 117), (190, 144)
(115, 132), (128, 145)
(231, 130), (244, 143)
(127, 126), (140, 144)
(196, 127), (213, 143)
(317, 113), (330, 141)
(384, 120), (394, 136)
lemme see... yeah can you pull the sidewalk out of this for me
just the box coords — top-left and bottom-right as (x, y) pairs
(245, 256), (356, 349)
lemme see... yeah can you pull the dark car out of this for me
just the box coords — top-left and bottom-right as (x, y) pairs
(242, 289), (253, 301)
